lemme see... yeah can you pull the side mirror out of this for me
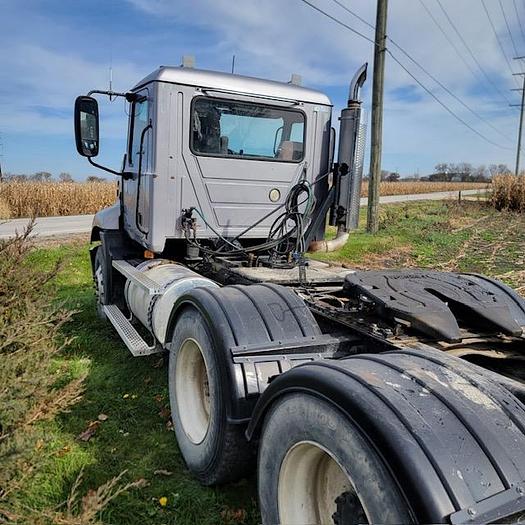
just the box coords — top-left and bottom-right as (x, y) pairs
(74, 96), (99, 157)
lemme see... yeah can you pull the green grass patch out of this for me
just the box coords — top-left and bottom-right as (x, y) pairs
(312, 201), (492, 267)
(20, 242), (259, 525)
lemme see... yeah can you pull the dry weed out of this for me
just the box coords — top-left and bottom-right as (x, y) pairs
(490, 174), (525, 211)
(0, 181), (488, 219)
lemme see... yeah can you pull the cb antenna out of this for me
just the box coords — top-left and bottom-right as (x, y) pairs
(109, 49), (114, 101)
(231, 54), (236, 74)
(0, 132), (3, 183)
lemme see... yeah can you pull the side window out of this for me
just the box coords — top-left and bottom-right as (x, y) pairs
(128, 96), (149, 166)
(191, 98), (305, 162)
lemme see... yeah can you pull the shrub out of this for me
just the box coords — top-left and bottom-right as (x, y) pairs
(0, 225), (145, 524)
(491, 174), (525, 212)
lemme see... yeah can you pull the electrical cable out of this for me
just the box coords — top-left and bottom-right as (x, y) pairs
(184, 176), (319, 261)
(417, 0), (513, 107)
(513, 0), (525, 50)
(299, 0), (514, 150)
(387, 50), (511, 149)
(387, 41), (515, 145)
(329, 0), (515, 143)
(480, 0), (520, 87)
(499, 0), (520, 59)
(299, 0), (375, 45)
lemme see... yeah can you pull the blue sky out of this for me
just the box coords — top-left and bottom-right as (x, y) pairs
(1, 0), (524, 180)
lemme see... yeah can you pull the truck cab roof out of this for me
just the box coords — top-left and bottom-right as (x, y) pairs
(132, 66), (332, 106)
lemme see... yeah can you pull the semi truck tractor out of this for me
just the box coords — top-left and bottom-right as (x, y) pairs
(74, 59), (525, 524)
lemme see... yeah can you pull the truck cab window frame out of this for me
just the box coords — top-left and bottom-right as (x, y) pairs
(190, 96), (306, 163)
(127, 91), (149, 167)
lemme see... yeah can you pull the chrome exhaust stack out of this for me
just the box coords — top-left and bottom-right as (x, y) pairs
(331, 63), (368, 233)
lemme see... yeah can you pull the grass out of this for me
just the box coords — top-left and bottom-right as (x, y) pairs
(14, 200), (524, 524)
(21, 243), (259, 525)
(313, 200), (525, 293)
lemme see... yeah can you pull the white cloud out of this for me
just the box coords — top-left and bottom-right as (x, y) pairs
(124, 0), (523, 173)
(0, 44), (144, 137)
(1, 0), (524, 174)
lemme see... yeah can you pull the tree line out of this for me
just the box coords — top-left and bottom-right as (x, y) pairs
(2, 162), (515, 184)
(423, 163), (511, 182)
(364, 163), (512, 183)
(1, 172), (107, 183)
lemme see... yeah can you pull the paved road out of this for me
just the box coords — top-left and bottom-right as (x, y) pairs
(0, 188), (485, 239)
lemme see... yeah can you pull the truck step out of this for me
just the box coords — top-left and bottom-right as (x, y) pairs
(112, 260), (164, 296)
(103, 304), (163, 357)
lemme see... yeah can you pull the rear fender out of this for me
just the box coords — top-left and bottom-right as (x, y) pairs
(165, 283), (322, 423)
(247, 346), (525, 524)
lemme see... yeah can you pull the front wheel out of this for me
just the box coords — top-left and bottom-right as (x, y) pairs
(168, 307), (253, 485)
(258, 393), (413, 525)
(93, 248), (107, 320)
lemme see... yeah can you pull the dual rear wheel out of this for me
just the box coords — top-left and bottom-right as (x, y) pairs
(167, 307), (411, 524)
(258, 393), (412, 525)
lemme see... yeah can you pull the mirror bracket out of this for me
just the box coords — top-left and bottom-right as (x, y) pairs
(87, 157), (122, 177)
(76, 91), (141, 177)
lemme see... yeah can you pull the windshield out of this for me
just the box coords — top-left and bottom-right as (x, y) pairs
(191, 98), (305, 162)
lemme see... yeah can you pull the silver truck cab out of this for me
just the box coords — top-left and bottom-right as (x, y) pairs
(121, 66), (333, 252)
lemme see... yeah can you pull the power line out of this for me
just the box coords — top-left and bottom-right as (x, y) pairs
(388, 41), (515, 144)
(418, 0), (480, 82)
(387, 51), (512, 150)
(298, 0), (513, 150)
(513, 0), (525, 48)
(436, 0), (519, 89)
(481, 0), (520, 86)
(328, 0), (516, 144)
(499, 0), (520, 58)
(329, 0), (373, 30)
(418, 0), (513, 107)
(299, 0), (374, 45)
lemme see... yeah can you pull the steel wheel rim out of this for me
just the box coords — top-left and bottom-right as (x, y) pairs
(175, 337), (211, 444)
(278, 440), (367, 525)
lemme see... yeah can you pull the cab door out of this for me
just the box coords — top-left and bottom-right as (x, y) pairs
(183, 95), (307, 237)
(123, 88), (152, 237)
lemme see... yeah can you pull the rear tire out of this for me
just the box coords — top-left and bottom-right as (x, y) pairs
(258, 393), (413, 525)
(168, 307), (253, 485)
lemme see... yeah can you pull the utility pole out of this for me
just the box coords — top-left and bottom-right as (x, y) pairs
(367, 0), (388, 233)
(511, 58), (525, 176)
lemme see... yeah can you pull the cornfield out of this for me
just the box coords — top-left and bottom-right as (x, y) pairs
(0, 182), (117, 219)
(490, 174), (525, 212)
(0, 181), (489, 219)
(360, 181), (488, 197)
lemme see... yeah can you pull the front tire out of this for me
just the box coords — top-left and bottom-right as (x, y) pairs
(258, 393), (413, 525)
(168, 307), (253, 485)
(93, 248), (107, 320)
